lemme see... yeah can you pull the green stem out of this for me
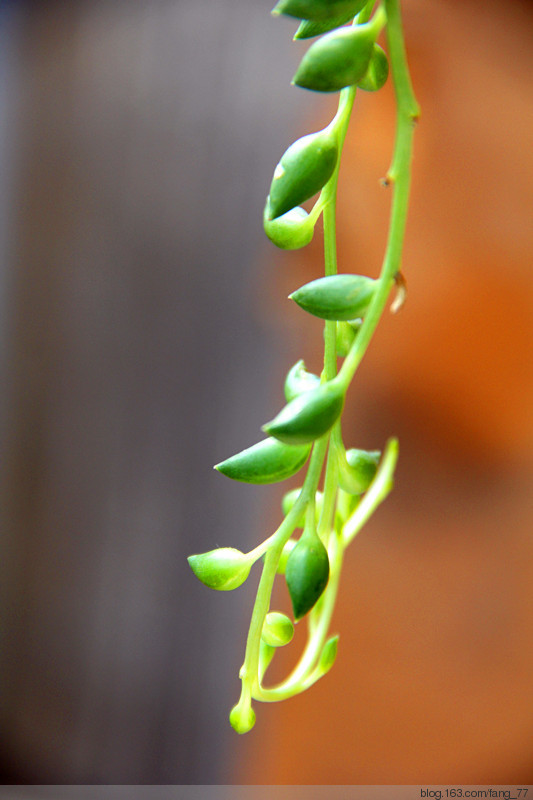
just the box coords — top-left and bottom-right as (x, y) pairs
(254, 529), (344, 701)
(236, 435), (328, 704)
(323, 201), (338, 383)
(338, 0), (419, 392)
(234, 0), (418, 722)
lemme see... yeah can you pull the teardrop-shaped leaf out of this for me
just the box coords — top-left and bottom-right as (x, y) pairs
(284, 359), (321, 402)
(187, 547), (252, 591)
(215, 437), (311, 484)
(263, 380), (345, 445)
(267, 129), (338, 220)
(293, 24), (375, 92)
(285, 529), (330, 619)
(294, 11), (356, 40)
(273, 0), (367, 22)
(290, 274), (376, 320)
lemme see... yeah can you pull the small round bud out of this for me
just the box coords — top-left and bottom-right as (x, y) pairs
(263, 203), (315, 250)
(229, 702), (256, 734)
(262, 611), (295, 647)
(187, 547), (252, 591)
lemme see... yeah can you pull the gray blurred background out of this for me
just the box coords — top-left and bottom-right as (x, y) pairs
(0, 0), (317, 783)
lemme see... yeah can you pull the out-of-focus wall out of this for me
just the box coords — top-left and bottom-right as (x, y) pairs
(237, 0), (533, 784)
(0, 0), (311, 784)
(1, 0), (532, 787)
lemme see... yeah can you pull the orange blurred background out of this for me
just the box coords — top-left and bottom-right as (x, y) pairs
(234, 0), (533, 785)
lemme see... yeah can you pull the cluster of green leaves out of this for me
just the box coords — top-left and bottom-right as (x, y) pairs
(188, 0), (419, 733)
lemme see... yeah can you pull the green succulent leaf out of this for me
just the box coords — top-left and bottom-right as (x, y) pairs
(284, 359), (321, 403)
(272, 0), (367, 22)
(293, 24), (375, 92)
(358, 43), (389, 91)
(187, 547), (253, 591)
(285, 529), (330, 619)
(267, 129), (338, 220)
(290, 274), (376, 321)
(263, 380), (345, 445)
(215, 437), (311, 484)
(294, 11), (357, 40)
(263, 203), (315, 249)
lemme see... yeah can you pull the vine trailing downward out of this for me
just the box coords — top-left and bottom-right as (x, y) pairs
(188, 0), (419, 734)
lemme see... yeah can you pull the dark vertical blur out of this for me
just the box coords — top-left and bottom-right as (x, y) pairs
(0, 0), (311, 784)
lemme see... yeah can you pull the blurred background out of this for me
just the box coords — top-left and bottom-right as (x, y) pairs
(0, 0), (532, 786)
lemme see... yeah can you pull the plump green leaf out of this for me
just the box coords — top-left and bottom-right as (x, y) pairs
(293, 24), (375, 92)
(284, 359), (321, 403)
(267, 129), (338, 220)
(285, 529), (330, 619)
(290, 274), (376, 320)
(263, 203), (315, 249)
(273, 0), (367, 22)
(187, 547), (252, 591)
(358, 43), (389, 91)
(294, 11), (357, 40)
(215, 437), (311, 484)
(263, 380), (345, 445)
